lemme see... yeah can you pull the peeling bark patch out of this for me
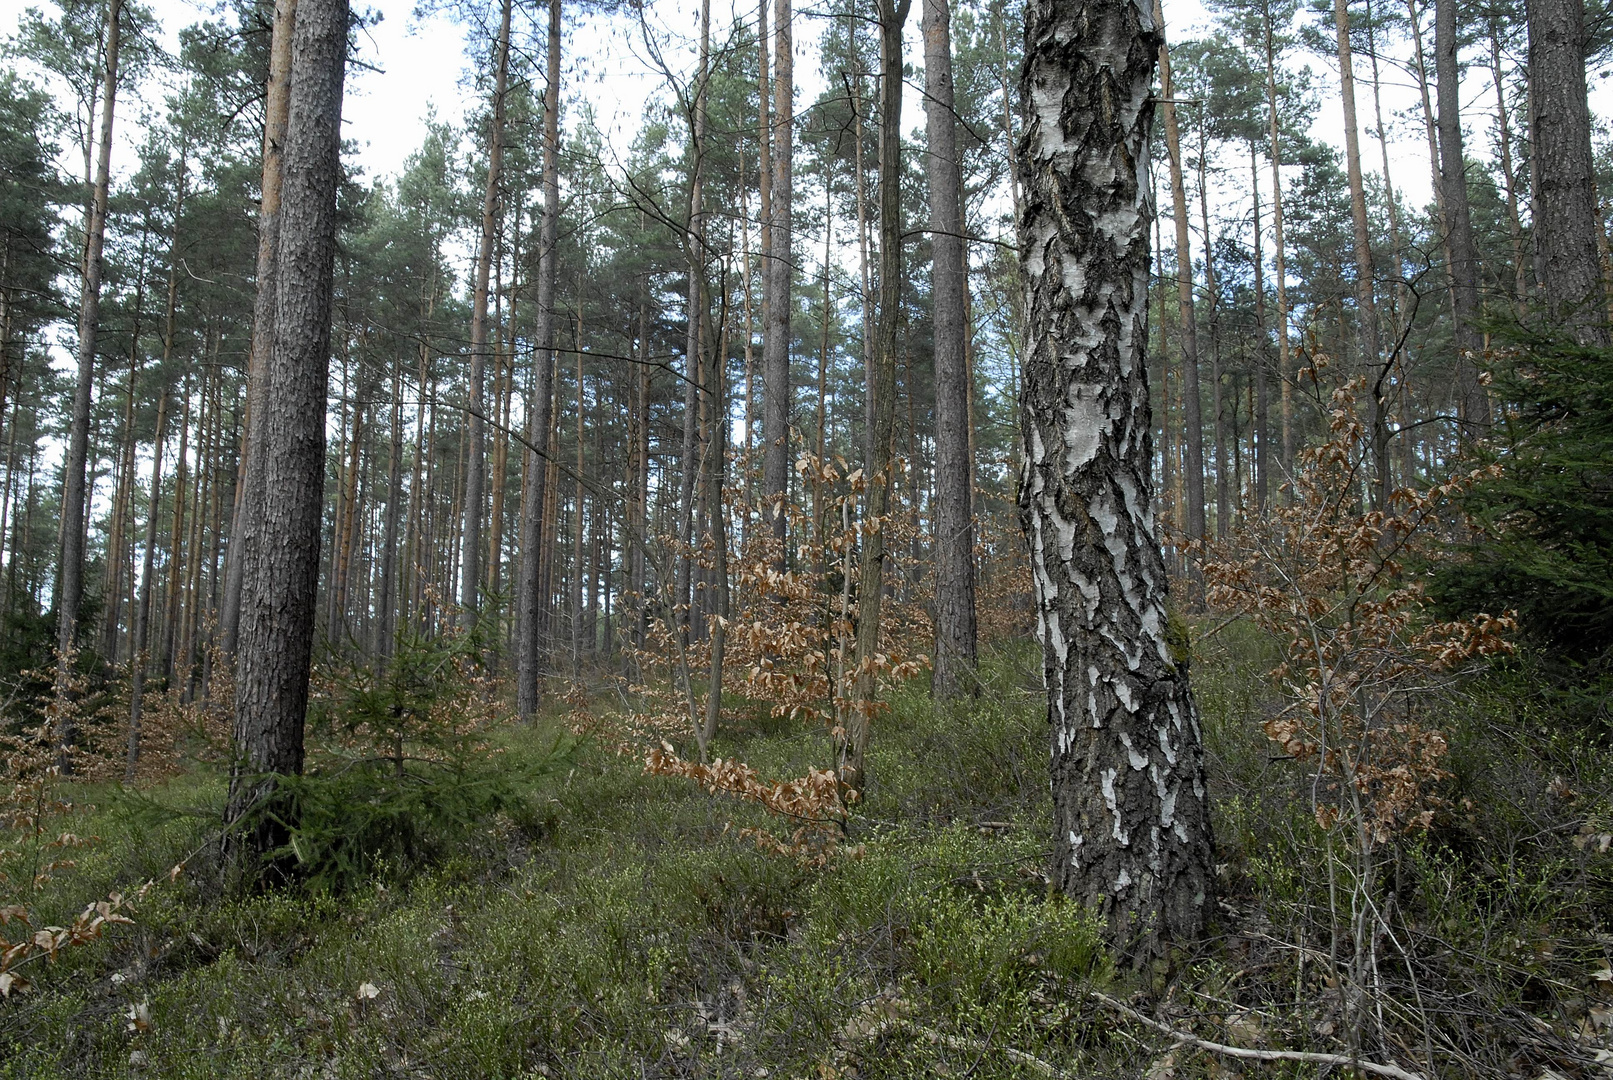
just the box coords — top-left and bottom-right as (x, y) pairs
(1019, 0), (1212, 965)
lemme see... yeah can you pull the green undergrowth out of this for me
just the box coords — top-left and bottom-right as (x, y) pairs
(2, 635), (1611, 1077)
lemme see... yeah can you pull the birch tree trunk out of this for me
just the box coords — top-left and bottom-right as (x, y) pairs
(228, 0), (349, 876)
(1527, 0), (1609, 345)
(1018, 0), (1212, 964)
(516, 0), (563, 721)
(923, 0), (978, 699)
(461, 0), (513, 621)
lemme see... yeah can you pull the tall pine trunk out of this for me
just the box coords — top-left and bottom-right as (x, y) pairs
(1528, 0), (1608, 345)
(843, 0), (910, 795)
(1019, 0), (1212, 963)
(228, 0), (349, 876)
(56, 0), (123, 758)
(224, 0), (298, 659)
(924, 0), (978, 699)
(516, 0), (563, 721)
(1434, 0), (1488, 432)
(762, 0), (793, 551)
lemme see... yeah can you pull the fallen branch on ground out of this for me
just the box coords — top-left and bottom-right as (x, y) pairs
(1090, 990), (1426, 1080)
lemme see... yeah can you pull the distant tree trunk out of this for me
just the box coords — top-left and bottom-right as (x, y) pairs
(56, 0), (123, 757)
(1153, 0), (1205, 548)
(161, 373), (191, 683)
(924, 0), (978, 700)
(224, 0), (298, 660)
(1019, 0), (1212, 964)
(227, 0), (349, 876)
(843, 0), (910, 796)
(756, 0), (771, 525)
(1250, 144), (1270, 513)
(1261, 1), (1293, 475)
(125, 385), (169, 781)
(1491, 26), (1529, 316)
(516, 0), (562, 721)
(461, 0), (511, 622)
(702, 289), (729, 749)
(678, 0), (711, 640)
(1333, 0), (1391, 507)
(1528, 0), (1608, 345)
(1196, 135), (1227, 539)
(376, 359), (403, 659)
(1434, 0), (1489, 433)
(762, 0), (794, 552)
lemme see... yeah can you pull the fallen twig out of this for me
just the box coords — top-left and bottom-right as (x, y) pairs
(1091, 991), (1426, 1080)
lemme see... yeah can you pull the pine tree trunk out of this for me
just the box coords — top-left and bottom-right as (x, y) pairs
(225, 0), (298, 659)
(1333, 0), (1391, 507)
(1153, 0), (1206, 548)
(762, 0), (793, 550)
(1528, 0), (1608, 345)
(56, 0), (123, 757)
(461, 0), (511, 622)
(227, 0), (349, 876)
(516, 0), (562, 721)
(1196, 135), (1227, 539)
(843, 0), (910, 796)
(1435, 0), (1489, 432)
(1491, 27), (1529, 316)
(1261, 2), (1294, 476)
(924, 0), (978, 699)
(125, 384), (169, 780)
(1019, 0), (1213, 965)
(1250, 144), (1270, 513)
(376, 360), (403, 659)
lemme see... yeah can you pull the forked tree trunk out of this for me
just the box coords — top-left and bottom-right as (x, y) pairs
(923, 0), (978, 699)
(227, 0), (349, 876)
(224, 0), (298, 659)
(516, 0), (562, 721)
(1528, 0), (1608, 345)
(843, 0), (910, 796)
(1018, 0), (1212, 964)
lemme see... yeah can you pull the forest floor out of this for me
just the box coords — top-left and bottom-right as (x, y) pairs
(2, 628), (1612, 1079)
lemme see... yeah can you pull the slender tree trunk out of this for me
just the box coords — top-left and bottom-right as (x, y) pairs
(756, 0), (771, 525)
(461, 0), (512, 621)
(762, 0), (794, 551)
(228, 0), (349, 875)
(924, 0), (977, 699)
(843, 0), (910, 796)
(162, 373), (191, 683)
(1528, 0), (1608, 345)
(1196, 134), (1227, 539)
(224, 0), (298, 659)
(516, 0), (562, 721)
(1435, 0), (1489, 433)
(56, 0), (123, 756)
(1333, 0), (1390, 507)
(1019, 0), (1212, 963)
(1491, 26), (1529, 316)
(1251, 144), (1270, 513)
(678, 0), (711, 639)
(376, 359), (403, 659)
(1261, 3), (1294, 477)
(126, 385), (169, 781)
(1153, 0), (1206, 548)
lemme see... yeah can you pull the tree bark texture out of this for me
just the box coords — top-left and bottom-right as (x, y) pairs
(1017, 0), (1212, 963)
(1527, 0), (1609, 345)
(228, 0), (349, 871)
(516, 0), (562, 722)
(923, 0), (979, 699)
(224, 0), (298, 659)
